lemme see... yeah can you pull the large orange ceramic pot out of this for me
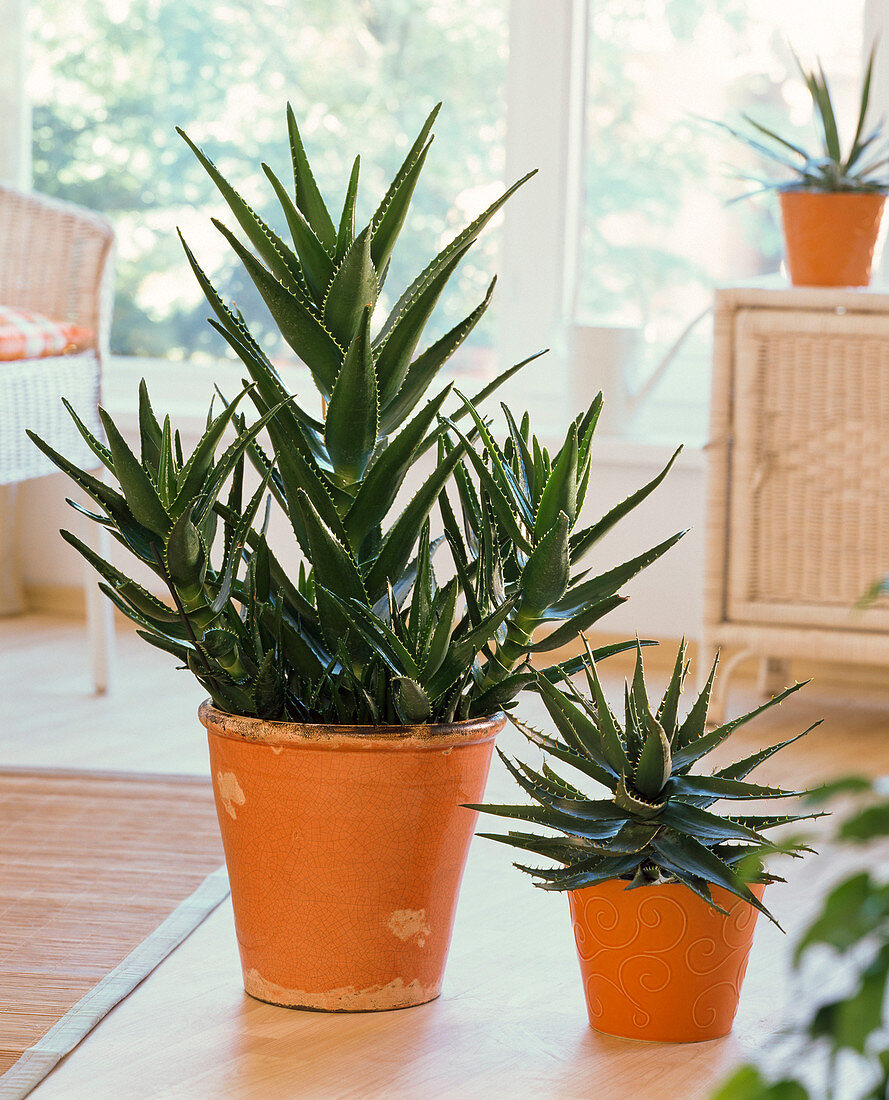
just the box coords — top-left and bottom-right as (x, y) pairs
(199, 702), (504, 1012)
(568, 878), (765, 1042)
(779, 190), (886, 286)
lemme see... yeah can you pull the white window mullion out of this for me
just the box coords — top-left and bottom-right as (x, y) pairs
(0, 0), (31, 188)
(498, 0), (587, 421)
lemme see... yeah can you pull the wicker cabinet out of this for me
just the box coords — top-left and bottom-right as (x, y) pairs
(702, 284), (889, 717)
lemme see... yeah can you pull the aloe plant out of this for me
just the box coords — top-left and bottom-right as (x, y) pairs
(714, 46), (889, 196)
(475, 642), (821, 923)
(30, 104), (684, 724)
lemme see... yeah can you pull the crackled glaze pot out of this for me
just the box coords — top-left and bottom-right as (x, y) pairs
(779, 191), (886, 286)
(199, 702), (504, 1012)
(568, 879), (765, 1042)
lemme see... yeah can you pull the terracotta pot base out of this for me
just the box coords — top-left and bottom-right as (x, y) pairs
(243, 968), (440, 1012)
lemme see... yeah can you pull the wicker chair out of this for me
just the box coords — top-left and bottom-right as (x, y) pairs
(0, 184), (116, 692)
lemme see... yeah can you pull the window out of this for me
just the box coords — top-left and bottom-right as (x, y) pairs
(28, 0), (507, 381)
(573, 0), (868, 441)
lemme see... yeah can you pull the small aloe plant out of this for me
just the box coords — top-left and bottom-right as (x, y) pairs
(29, 103), (684, 725)
(475, 642), (822, 924)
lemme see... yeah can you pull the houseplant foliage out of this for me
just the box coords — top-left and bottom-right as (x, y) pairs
(717, 46), (889, 197)
(474, 641), (820, 1040)
(29, 103), (683, 727)
(476, 641), (818, 919)
(713, 46), (889, 287)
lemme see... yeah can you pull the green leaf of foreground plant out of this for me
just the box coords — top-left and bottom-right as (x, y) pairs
(97, 407), (171, 535)
(534, 424), (578, 537)
(795, 872), (889, 961)
(293, 490), (369, 653)
(344, 385), (452, 544)
(211, 219), (343, 397)
(261, 161), (333, 301)
(178, 127), (307, 294)
(363, 436), (468, 603)
(322, 226), (378, 349)
(370, 103), (440, 272)
(378, 280), (496, 435)
(711, 1065), (810, 1100)
(651, 829), (775, 924)
(324, 308), (379, 484)
(520, 512), (570, 614)
(378, 168), (538, 344)
(286, 102), (337, 251)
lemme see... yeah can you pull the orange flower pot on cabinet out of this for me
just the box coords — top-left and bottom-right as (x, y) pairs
(779, 190), (886, 287)
(568, 878), (766, 1042)
(200, 702), (504, 1012)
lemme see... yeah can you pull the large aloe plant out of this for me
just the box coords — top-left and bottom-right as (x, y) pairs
(475, 642), (821, 923)
(31, 104), (683, 724)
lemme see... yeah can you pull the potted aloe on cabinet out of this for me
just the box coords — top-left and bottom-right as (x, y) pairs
(475, 642), (820, 1040)
(30, 105), (683, 1011)
(716, 46), (889, 286)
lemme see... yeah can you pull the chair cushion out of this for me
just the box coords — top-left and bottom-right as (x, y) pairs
(0, 305), (93, 361)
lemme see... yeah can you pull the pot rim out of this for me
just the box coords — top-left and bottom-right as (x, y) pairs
(198, 700), (507, 749)
(777, 186), (888, 199)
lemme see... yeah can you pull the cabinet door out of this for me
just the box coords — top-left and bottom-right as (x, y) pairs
(725, 307), (889, 632)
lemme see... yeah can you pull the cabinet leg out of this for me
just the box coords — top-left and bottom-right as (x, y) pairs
(757, 657), (791, 699)
(0, 484), (25, 615)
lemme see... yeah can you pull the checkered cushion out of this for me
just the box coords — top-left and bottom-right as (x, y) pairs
(0, 305), (93, 361)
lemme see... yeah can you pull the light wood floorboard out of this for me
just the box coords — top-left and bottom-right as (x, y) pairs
(2, 614), (889, 1098)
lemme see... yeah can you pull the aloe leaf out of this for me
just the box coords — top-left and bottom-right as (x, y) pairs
(137, 379), (163, 473)
(739, 114), (808, 160)
(651, 829), (775, 924)
(60, 398), (114, 472)
(370, 103), (440, 270)
(286, 102), (336, 251)
(669, 774), (801, 801)
(293, 490), (369, 648)
(322, 226), (378, 349)
(324, 308), (379, 484)
(520, 512), (570, 613)
(261, 161), (333, 300)
(534, 855), (645, 892)
(171, 385), (252, 516)
(212, 219), (344, 396)
(673, 680), (807, 772)
(335, 155), (360, 264)
(61, 529), (180, 623)
(527, 595), (626, 652)
(375, 243), (471, 408)
(363, 436), (467, 602)
(716, 723), (821, 783)
(554, 529), (687, 617)
(344, 385), (452, 544)
(534, 424), (578, 537)
(323, 592), (421, 679)
(96, 407), (170, 535)
(378, 281), (496, 435)
(178, 128), (307, 294)
(570, 447), (682, 559)
(535, 673), (614, 775)
(659, 803), (768, 845)
(656, 640), (687, 742)
(135, 629), (193, 664)
(394, 677), (432, 723)
(164, 507), (207, 601)
(452, 392), (534, 526)
(634, 713), (671, 799)
(378, 169), (538, 344)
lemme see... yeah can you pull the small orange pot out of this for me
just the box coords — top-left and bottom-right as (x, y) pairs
(199, 702), (504, 1012)
(779, 190), (886, 287)
(568, 878), (765, 1042)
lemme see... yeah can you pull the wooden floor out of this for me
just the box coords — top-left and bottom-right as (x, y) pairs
(3, 614), (889, 1099)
